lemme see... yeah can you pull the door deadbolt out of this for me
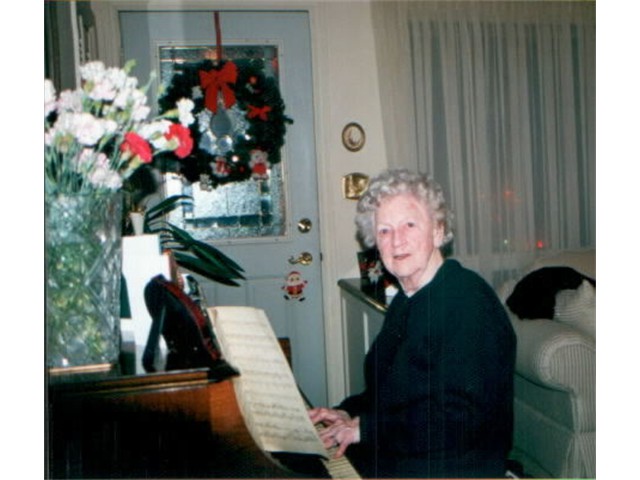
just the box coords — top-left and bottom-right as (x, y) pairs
(288, 252), (313, 266)
(297, 218), (312, 233)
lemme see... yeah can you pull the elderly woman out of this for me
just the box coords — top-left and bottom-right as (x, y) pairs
(309, 169), (516, 478)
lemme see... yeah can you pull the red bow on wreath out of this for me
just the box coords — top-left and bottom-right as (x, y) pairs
(199, 61), (238, 114)
(247, 104), (272, 121)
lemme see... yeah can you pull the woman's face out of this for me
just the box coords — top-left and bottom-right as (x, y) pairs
(375, 193), (445, 294)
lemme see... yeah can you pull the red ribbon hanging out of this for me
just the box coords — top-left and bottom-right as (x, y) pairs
(247, 105), (272, 121)
(199, 61), (238, 114)
(214, 11), (222, 62)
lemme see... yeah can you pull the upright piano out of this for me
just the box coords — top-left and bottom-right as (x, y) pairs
(47, 359), (361, 479)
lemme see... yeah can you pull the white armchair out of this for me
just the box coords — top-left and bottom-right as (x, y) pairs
(500, 250), (595, 478)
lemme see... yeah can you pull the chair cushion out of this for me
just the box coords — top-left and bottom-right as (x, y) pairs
(506, 267), (595, 320)
(554, 280), (596, 338)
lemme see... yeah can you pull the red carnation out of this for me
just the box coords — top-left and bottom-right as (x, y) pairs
(165, 123), (194, 159)
(120, 132), (152, 163)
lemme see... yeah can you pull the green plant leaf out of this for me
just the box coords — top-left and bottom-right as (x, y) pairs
(165, 224), (245, 280)
(173, 251), (242, 287)
(144, 195), (192, 227)
(137, 195), (246, 287)
(190, 236), (245, 274)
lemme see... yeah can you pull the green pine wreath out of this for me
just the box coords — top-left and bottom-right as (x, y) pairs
(155, 58), (293, 188)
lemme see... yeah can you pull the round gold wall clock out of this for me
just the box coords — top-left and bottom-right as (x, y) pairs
(341, 122), (366, 152)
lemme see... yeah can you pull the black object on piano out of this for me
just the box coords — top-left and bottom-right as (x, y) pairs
(143, 274), (231, 375)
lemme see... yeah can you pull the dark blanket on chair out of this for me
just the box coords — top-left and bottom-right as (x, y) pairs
(506, 266), (595, 320)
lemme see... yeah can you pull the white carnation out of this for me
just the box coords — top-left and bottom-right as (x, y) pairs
(139, 120), (171, 148)
(79, 61), (106, 83)
(131, 105), (151, 122)
(87, 78), (118, 102)
(52, 112), (75, 135)
(104, 67), (128, 90)
(177, 98), (195, 126)
(113, 85), (135, 109)
(89, 164), (123, 190)
(71, 113), (107, 146)
(57, 90), (83, 113)
(101, 119), (118, 136)
(82, 152), (121, 189)
(129, 89), (150, 121)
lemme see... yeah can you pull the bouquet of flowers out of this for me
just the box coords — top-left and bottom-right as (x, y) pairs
(45, 60), (195, 196)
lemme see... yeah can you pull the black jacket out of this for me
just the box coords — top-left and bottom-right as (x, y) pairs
(339, 259), (516, 478)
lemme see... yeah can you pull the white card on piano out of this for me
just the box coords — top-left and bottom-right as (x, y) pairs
(208, 306), (328, 458)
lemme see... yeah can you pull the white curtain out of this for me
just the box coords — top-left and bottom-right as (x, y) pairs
(372, 1), (595, 285)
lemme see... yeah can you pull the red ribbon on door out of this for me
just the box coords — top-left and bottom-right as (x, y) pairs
(247, 105), (272, 121)
(199, 62), (238, 113)
(198, 11), (238, 114)
(214, 11), (223, 61)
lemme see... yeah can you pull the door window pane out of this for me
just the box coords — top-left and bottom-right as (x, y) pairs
(158, 43), (286, 242)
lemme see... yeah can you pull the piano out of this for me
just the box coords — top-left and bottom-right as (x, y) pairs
(47, 359), (361, 479)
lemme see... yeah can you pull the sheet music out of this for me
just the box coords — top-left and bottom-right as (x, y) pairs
(209, 306), (327, 458)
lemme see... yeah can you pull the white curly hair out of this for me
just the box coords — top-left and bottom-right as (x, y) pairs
(355, 169), (454, 250)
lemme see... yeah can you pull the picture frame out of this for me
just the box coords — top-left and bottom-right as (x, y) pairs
(357, 248), (394, 303)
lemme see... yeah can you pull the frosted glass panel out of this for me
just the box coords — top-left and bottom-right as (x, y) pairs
(158, 44), (279, 88)
(158, 43), (286, 241)
(164, 167), (285, 240)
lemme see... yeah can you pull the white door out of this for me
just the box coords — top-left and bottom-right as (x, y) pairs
(120, 10), (327, 406)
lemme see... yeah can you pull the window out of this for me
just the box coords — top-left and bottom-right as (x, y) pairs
(372, 1), (595, 285)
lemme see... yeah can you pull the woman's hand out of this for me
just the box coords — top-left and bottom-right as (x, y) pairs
(308, 407), (360, 458)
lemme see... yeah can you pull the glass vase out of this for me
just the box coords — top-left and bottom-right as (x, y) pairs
(46, 191), (123, 370)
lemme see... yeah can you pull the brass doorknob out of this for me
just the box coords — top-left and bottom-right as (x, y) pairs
(288, 252), (313, 266)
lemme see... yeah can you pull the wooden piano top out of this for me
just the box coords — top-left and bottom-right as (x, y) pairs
(47, 363), (359, 478)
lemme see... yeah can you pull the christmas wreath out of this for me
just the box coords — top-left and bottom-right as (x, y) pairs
(155, 58), (293, 188)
